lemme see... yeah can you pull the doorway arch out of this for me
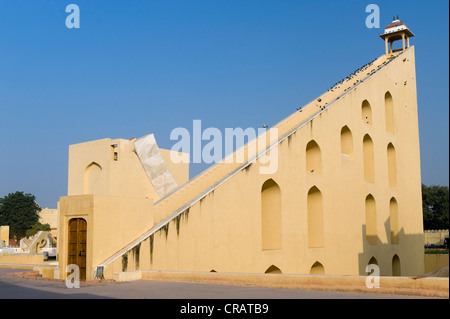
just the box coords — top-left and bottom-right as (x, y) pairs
(68, 218), (87, 281)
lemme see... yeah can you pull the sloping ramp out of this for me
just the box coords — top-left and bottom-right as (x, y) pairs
(96, 48), (409, 272)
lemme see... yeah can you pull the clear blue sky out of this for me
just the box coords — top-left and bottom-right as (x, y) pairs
(0, 0), (448, 208)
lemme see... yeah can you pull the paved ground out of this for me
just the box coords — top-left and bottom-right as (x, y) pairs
(0, 268), (425, 300)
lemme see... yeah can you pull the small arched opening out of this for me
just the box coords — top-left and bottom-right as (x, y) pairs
(261, 179), (282, 250)
(265, 265), (282, 274)
(310, 261), (325, 275)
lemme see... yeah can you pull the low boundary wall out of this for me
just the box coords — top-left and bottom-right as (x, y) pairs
(424, 254), (449, 273)
(113, 270), (449, 298)
(0, 254), (45, 266)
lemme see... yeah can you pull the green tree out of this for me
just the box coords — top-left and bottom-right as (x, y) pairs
(0, 191), (41, 241)
(422, 184), (449, 230)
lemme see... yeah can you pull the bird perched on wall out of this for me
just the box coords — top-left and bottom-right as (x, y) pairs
(263, 124), (268, 128)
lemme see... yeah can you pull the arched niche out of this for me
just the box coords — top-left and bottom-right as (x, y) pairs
(261, 179), (282, 250)
(390, 198), (399, 244)
(365, 194), (378, 245)
(387, 143), (397, 187)
(306, 140), (322, 173)
(362, 100), (373, 125)
(84, 162), (102, 194)
(307, 186), (324, 248)
(363, 135), (375, 183)
(310, 261), (325, 275)
(341, 126), (353, 157)
(385, 92), (395, 133)
(265, 265), (282, 274)
(392, 254), (401, 276)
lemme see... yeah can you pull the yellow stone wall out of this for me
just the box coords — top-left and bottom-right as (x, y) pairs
(424, 254), (449, 274)
(0, 253), (45, 265)
(107, 47), (424, 277)
(57, 195), (154, 280)
(0, 226), (9, 245)
(58, 46), (425, 280)
(67, 138), (160, 200)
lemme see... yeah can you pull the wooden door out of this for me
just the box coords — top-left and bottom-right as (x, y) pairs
(68, 218), (87, 280)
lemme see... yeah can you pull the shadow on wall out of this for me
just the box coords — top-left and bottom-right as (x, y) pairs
(358, 217), (424, 276)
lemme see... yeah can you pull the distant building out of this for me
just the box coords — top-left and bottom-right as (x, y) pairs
(424, 230), (449, 247)
(39, 208), (58, 239)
